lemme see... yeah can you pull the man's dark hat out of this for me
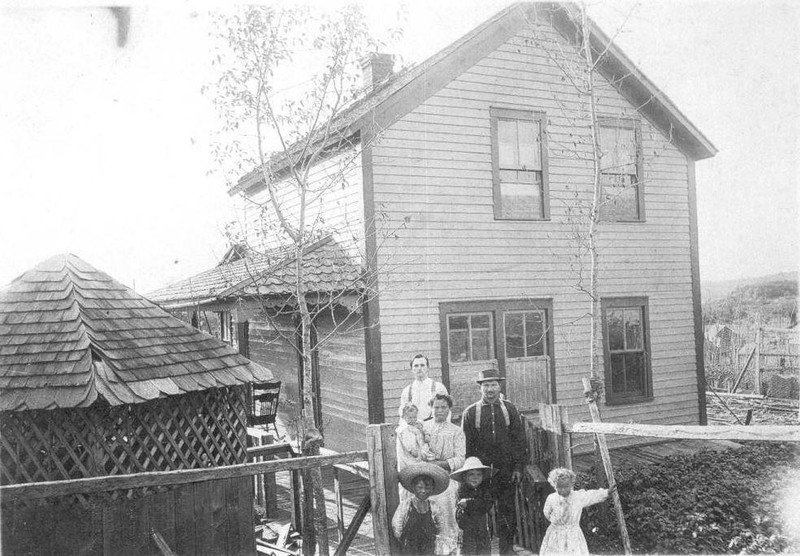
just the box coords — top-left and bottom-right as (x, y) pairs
(476, 368), (505, 384)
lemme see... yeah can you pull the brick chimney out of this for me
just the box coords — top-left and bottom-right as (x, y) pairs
(360, 53), (394, 92)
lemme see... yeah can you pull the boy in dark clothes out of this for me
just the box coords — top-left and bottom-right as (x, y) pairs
(392, 461), (450, 555)
(451, 456), (497, 555)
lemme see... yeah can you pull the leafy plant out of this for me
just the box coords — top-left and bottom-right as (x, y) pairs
(576, 442), (800, 554)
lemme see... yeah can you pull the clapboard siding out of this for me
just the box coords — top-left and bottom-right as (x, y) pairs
(249, 311), (368, 452)
(239, 147), (365, 259)
(250, 314), (301, 404)
(315, 310), (369, 452)
(371, 17), (700, 432)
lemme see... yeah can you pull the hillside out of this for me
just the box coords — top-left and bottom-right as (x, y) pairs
(702, 271), (798, 302)
(702, 272), (797, 327)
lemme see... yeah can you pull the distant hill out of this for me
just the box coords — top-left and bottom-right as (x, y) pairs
(702, 271), (798, 302)
(702, 271), (797, 327)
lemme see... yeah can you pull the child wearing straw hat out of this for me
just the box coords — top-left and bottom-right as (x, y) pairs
(392, 461), (450, 555)
(451, 456), (497, 555)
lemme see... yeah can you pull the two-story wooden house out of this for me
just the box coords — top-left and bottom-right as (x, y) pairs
(149, 2), (716, 452)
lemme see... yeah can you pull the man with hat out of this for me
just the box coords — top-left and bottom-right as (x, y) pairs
(461, 368), (528, 555)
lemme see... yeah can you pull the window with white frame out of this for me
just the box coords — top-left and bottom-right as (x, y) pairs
(599, 119), (643, 221)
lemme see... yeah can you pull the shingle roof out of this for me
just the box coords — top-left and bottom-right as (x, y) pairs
(147, 235), (363, 309)
(0, 254), (274, 411)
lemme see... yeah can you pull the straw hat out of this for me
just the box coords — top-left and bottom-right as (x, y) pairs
(450, 457), (498, 482)
(398, 462), (450, 495)
(476, 368), (505, 384)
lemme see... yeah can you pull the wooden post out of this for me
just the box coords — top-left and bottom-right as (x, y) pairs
(754, 327), (762, 395)
(732, 347), (757, 393)
(333, 467), (345, 542)
(367, 424), (398, 555)
(538, 404), (572, 469)
(582, 378), (631, 555)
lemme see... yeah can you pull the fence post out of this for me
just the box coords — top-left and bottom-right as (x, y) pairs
(755, 326), (762, 395)
(367, 424), (398, 556)
(538, 404), (572, 470)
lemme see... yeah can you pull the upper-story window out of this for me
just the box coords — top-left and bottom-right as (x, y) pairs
(491, 108), (549, 220)
(599, 119), (644, 221)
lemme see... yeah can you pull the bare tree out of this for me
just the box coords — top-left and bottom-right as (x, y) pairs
(205, 5), (401, 553)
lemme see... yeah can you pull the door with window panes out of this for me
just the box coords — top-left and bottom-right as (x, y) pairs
(503, 309), (551, 411)
(441, 301), (553, 416)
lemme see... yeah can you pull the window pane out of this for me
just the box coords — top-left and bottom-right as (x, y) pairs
(471, 314), (491, 330)
(624, 353), (645, 394)
(449, 330), (469, 363)
(499, 176), (543, 219)
(449, 315), (468, 330)
(610, 353), (625, 393)
(525, 311), (545, 356)
(504, 313), (525, 359)
(607, 309), (624, 351)
(624, 308), (643, 350)
(616, 127), (637, 172)
(518, 120), (541, 170)
(600, 125), (636, 173)
(471, 328), (493, 361)
(498, 120), (518, 168)
(600, 174), (638, 220)
(506, 334), (525, 359)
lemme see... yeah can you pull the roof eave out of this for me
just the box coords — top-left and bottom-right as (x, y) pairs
(548, 2), (717, 160)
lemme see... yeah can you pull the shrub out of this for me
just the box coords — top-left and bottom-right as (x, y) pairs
(575, 442), (799, 554)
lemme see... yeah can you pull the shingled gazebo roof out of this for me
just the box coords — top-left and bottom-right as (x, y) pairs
(0, 254), (274, 411)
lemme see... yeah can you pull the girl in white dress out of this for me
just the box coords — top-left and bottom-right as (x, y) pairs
(539, 468), (611, 555)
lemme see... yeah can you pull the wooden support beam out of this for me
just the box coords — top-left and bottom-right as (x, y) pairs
(247, 435), (294, 458)
(731, 346), (756, 393)
(334, 495), (371, 556)
(582, 378), (632, 556)
(705, 391), (764, 400)
(0, 450), (368, 502)
(754, 327), (762, 395)
(566, 422), (800, 442)
(333, 467), (345, 542)
(152, 530), (177, 556)
(367, 423), (398, 556)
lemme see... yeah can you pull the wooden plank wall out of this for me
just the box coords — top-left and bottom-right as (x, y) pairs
(249, 311), (370, 452)
(316, 310), (369, 451)
(371, 19), (700, 435)
(250, 314), (301, 404)
(238, 148), (366, 260)
(1, 478), (254, 556)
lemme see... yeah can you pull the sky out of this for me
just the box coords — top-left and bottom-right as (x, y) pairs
(1, 0), (798, 293)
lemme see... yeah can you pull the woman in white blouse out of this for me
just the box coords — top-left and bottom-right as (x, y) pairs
(423, 393), (466, 555)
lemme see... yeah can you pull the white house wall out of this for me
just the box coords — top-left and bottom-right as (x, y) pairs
(239, 147), (365, 259)
(372, 18), (700, 431)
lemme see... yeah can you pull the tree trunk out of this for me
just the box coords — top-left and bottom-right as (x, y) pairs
(581, 3), (603, 380)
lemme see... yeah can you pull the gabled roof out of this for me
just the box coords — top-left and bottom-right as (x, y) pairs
(0, 254), (273, 411)
(233, 2), (715, 195)
(147, 235), (363, 309)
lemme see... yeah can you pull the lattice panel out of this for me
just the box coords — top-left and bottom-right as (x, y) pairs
(0, 386), (249, 506)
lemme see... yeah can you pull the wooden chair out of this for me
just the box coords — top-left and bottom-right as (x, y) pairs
(250, 380), (282, 438)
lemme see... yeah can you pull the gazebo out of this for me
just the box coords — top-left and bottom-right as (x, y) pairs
(0, 254), (274, 555)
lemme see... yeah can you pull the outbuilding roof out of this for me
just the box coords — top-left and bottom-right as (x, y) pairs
(233, 2), (716, 196)
(147, 235), (362, 309)
(0, 254), (274, 411)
